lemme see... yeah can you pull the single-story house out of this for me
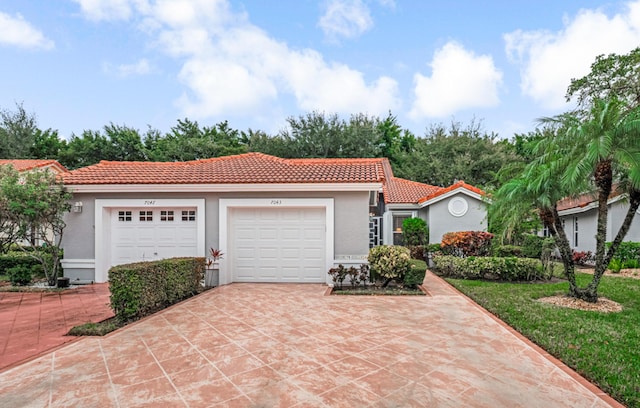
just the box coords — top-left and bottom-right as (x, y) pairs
(556, 190), (640, 253)
(60, 153), (487, 285)
(0, 159), (68, 174)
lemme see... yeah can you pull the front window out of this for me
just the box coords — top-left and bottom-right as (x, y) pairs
(392, 214), (410, 245)
(182, 210), (196, 221)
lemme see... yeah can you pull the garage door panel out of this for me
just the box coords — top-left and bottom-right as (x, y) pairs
(230, 207), (326, 283)
(111, 208), (197, 267)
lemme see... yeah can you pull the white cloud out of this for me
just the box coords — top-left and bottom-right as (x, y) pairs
(104, 58), (153, 77)
(0, 12), (54, 50)
(409, 41), (503, 119)
(76, 0), (399, 120)
(72, 0), (143, 21)
(505, 1), (640, 109)
(318, 0), (373, 41)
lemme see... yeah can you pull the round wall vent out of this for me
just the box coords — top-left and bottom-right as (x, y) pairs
(448, 197), (468, 217)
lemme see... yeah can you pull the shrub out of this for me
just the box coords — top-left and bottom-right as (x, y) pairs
(623, 259), (640, 269)
(521, 234), (544, 258)
(426, 243), (442, 254)
(493, 245), (523, 258)
(441, 231), (494, 257)
(407, 245), (426, 261)
(328, 264), (370, 289)
(606, 241), (640, 264)
(403, 266), (426, 288)
(402, 218), (428, 246)
(572, 250), (593, 266)
(0, 253), (41, 273)
(609, 258), (623, 273)
(7, 265), (32, 286)
(368, 245), (412, 286)
(109, 257), (205, 321)
(432, 255), (542, 281)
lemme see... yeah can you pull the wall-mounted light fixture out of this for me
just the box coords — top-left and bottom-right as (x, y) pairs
(72, 202), (83, 213)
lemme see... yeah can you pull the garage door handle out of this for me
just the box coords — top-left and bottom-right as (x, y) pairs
(154, 252), (158, 255)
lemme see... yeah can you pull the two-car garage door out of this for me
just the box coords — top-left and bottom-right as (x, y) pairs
(229, 207), (326, 283)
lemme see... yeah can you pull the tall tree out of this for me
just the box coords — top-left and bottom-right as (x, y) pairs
(0, 103), (38, 159)
(566, 47), (640, 110)
(538, 98), (640, 302)
(0, 165), (71, 285)
(394, 120), (520, 188)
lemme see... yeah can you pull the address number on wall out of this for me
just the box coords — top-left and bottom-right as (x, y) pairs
(270, 200), (282, 205)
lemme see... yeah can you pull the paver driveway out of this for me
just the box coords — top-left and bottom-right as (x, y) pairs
(0, 273), (622, 407)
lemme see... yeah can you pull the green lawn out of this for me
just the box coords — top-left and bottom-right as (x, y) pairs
(446, 273), (640, 407)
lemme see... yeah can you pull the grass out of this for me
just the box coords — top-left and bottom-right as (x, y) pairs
(445, 272), (640, 407)
(68, 318), (123, 336)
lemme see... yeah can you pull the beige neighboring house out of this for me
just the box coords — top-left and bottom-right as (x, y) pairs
(0, 159), (69, 246)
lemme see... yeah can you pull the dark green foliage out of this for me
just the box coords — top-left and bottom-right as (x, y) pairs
(493, 245), (523, 257)
(606, 241), (640, 264)
(109, 257), (205, 321)
(426, 243), (442, 254)
(402, 217), (428, 246)
(521, 234), (544, 258)
(7, 265), (31, 286)
(432, 255), (542, 281)
(403, 266), (426, 288)
(407, 245), (425, 261)
(0, 252), (40, 274)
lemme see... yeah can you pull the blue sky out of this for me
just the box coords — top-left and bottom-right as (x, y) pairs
(1, 0), (640, 140)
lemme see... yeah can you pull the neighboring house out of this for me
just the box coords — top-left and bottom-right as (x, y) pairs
(0, 159), (67, 174)
(60, 153), (487, 284)
(556, 191), (640, 253)
(0, 159), (69, 246)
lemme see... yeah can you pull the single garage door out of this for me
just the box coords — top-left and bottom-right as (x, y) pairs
(230, 207), (326, 282)
(111, 208), (198, 267)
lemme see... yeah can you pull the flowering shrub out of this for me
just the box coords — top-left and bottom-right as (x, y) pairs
(432, 254), (542, 281)
(441, 231), (494, 257)
(368, 245), (412, 286)
(572, 250), (593, 266)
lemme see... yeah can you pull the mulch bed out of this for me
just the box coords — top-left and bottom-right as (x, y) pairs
(330, 284), (428, 296)
(537, 295), (623, 313)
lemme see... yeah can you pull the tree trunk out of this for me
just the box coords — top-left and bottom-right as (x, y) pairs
(540, 207), (579, 295)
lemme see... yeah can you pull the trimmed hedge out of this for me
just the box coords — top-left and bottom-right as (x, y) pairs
(432, 254), (542, 281)
(368, 245), (412, 283)
(493, 245), (523, 258)
(109, 257), (205, 321)
(441, 231), (494, 257)
(0, 252), (48, 277)
(521, 234), (544, 258)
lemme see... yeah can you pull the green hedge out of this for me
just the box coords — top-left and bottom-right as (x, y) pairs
(432, 255), (542, 281)
(493, 245), (523, 258)
(0, 252), (46, 276)
(607, 241), (640, 263)
(109, 257), (205, 321)
(521, 234), (544, 258)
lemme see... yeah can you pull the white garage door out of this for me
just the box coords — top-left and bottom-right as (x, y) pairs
(111, 208), (198, 267)
(230, 207), (326, 282)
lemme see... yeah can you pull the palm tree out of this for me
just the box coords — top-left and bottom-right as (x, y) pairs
(539, 98), (640, 302)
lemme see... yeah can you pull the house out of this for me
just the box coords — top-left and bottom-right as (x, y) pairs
(0, 159), (68, 174)
(556, 190), (640, 253)
(60, 153), (487, 284)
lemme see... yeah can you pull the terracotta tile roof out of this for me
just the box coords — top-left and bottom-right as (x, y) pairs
(0, 159), (67, 173)
(62, 153), (386, 185)
(556, 187), (622, 211)
(383, 177), (443, 204)
(417, 180), (486, 204)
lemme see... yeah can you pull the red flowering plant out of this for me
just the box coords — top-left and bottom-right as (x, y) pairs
(206, 248), (224, 268)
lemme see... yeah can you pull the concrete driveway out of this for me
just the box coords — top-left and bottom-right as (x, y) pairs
(0, 273), (622, 407)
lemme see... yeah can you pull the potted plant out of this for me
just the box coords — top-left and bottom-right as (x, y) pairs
(205, 248), (224, 287)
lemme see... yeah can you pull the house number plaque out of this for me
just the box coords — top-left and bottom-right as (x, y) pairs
(270, 200), (282, 205)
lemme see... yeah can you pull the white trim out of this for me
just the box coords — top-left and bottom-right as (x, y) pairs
(61, 258), (95, 269)
(67, 183), (382, 194)
(419, 187), (484, 208)
(385, 203), (421, 210)
(558, 194), (626, 216)
(94, 198), (206, 283)
(219, 198), (334, 285)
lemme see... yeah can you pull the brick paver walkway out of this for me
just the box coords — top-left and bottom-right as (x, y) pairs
(0, 275), (624, 407)
(0, 283), (113, 370)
